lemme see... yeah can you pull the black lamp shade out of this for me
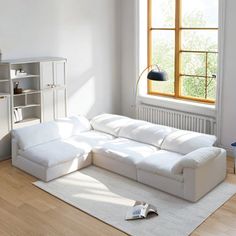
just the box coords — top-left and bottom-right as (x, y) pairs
(147, 69), (167, 81)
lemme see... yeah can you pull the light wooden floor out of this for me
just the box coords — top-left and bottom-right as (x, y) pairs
(0, 159), (236, 236)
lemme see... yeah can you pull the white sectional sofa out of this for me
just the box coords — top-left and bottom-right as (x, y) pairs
(11, 114), (227, 202)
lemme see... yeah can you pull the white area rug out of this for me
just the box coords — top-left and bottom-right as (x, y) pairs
(34, 166), (236, 236)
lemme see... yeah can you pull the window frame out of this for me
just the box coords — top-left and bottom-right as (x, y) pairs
(147, 0), (219, 104)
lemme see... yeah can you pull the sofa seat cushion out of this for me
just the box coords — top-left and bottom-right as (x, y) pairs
(136, 150), (184, 182)
(19, 139), (89, 168)
(161, 130), (217, 155)
(119, 120), (176, 148)
(64, 131), (115, 154)
(90, 113), (132, 136)
(93, 138), (158, 165)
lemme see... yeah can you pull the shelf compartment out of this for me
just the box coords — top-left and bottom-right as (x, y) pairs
(13, 104), (41, 129)
(27, 92), (41, 106)
(12, 76), (40, 92)
(13, 87), (41, 109)
(10, 63), (40, 79)
(13, 95), (25, 108)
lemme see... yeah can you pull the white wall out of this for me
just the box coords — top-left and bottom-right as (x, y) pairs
(120, 0), (236, 153)
(120, 0), (137, 118)
(219, 0), (236, 151)
(0, 0), (121, 119)
(1, 0), (235, 152)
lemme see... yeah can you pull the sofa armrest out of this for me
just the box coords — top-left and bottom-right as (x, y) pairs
(171, 147), (222, 175)
(183, 148), (227, 202)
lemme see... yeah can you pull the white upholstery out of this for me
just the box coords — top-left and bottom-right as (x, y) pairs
(70, 130), (115, 147)
(119, 120), (176, 148)
(93, 153), (138, 180)
(171, 147), (222, 175)
(12, 152), (92, 182)
(12, 116), (91, 150)
(137, 149), (226, 201)
(93, 138), (158, 180)
(90, 113), (131, 136)
(12, 114), (227, 202)
(61, 131), (115, 155)
(137, 169), (184, 198)
(12, 121), (61, 151)
(183, 149), (227, 201)
(161, 130), (217, 155)
(55, 116), (92, 136)
(18, 130), (113, 168)
(136, 150), (184, 182)
(19, 140), (88, 168)
(93, 138), (158, 165)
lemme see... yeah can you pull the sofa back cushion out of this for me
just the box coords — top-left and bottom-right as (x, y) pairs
(90, 113), (132, 136)
(57, 116), (92, 137)
(119, 120), (176, 148)
(12, 115), (91, 150)
(161, 130), (217, 155)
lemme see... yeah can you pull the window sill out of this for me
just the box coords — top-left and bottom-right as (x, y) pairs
(137, 94), (216, 118)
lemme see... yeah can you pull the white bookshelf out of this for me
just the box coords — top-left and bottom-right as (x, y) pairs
(0, 57), (67, 160)
(9, 61), (41, 129)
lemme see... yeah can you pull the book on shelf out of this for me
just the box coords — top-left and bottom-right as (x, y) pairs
(125, 201), (158, 220)
(13, 108), (23, 123)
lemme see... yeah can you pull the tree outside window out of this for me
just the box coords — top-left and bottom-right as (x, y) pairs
(148, 0), (218, 103)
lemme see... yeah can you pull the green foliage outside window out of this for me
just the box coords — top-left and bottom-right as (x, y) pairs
(150, 0), (218, 101)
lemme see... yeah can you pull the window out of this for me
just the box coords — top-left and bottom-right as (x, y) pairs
(148, 0), (219, 103)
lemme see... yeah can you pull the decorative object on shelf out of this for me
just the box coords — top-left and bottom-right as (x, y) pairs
(135, 64), (168, 97)
(16, 69), (27, 77)
(231, 142), (236, 174)
(10, 69), (17, 78)
(14, 82), (23, 94)
(13, 108), (23, 123)
(22, 89), (37, 93)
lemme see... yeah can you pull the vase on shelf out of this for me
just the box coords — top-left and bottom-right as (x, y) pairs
(14, 82), (23, 94)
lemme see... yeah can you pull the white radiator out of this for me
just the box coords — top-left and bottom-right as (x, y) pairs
(137, 104), (216, 135)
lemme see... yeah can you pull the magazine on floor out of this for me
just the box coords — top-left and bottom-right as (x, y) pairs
(125, 201), (158, 220)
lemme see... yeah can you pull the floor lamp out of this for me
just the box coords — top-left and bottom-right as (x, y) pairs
(135, 64), (168, 97)
(134, 64), (168, 116)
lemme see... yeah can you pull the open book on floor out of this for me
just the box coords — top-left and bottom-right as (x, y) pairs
(125, 201), (158, 220)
